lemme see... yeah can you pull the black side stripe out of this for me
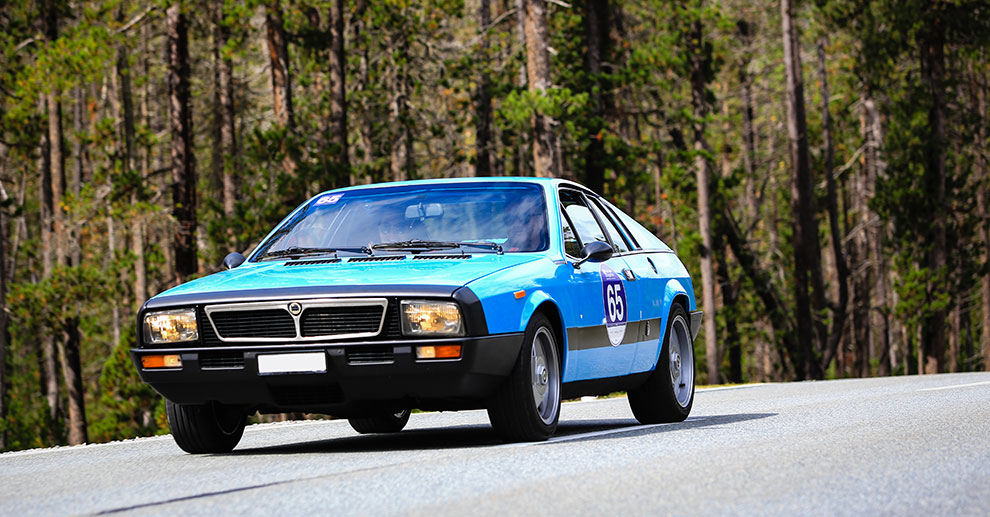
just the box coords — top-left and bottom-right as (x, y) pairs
(566, 318), (663, 351)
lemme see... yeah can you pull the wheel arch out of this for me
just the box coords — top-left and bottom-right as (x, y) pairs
(653, 279), (692, 367)
(535, 301), (566, 369)
(519, 291), (566, 370)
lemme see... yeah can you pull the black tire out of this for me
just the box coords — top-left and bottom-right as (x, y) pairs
(628, 304), (695, 424)
(348, 409), (411, 434)
(487, 313), (561, 442)
(166, 400), (246, 454)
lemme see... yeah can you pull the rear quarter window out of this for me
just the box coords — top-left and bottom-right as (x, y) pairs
(605, 200), (673, 252)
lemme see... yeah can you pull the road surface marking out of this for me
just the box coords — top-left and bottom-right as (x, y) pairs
(917, 381), (990, 392)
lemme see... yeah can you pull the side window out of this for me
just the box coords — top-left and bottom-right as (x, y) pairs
(605, 199), (672, 252)
(588, 198), (632, 253)
(559, 190), (609, 257)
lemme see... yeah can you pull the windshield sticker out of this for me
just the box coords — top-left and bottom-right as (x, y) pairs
(314, 193), (343, 206)
(600, 264), (627, 346)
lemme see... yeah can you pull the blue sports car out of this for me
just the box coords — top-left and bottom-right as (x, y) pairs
(133, 178), (702, 452)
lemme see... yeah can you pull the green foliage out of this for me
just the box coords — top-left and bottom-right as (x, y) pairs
(89, 326), (166, 442)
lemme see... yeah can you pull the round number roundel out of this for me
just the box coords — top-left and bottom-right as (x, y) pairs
(600, 264), (627, 346)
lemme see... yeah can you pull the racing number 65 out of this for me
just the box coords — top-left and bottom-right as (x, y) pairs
(607, 283), (624, 322)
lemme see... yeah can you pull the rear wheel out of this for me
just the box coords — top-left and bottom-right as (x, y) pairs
(627, 304), (695, 424)
(487, 313), (561, 442)
(166, 400), (246, 454)
(348, 409), (411, 434)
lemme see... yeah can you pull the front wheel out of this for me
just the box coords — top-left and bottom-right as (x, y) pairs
(166, 400), (246, 454)
(487, 313), (561, 442)
(627, 304), (695, 424)
(348, 409), (411, 434)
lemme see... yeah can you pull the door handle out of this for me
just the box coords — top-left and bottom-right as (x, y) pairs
(622, 268), (636, 281)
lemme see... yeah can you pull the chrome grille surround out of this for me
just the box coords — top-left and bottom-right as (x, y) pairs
(204, 298), (388, 343)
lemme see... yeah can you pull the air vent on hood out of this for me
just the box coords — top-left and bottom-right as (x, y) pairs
(348, 256), (405, 262)
(413, 254), (472, 260)
(284, 258), (342, 266)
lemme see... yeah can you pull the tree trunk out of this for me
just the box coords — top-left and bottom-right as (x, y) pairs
(583, 0), (610, 193)
(816, 38), (849, 372)
(515, 0), (528, 87)
(167, 3), (198, 281)
(38, 94), (60, 425)
(687, 18), (719, 385)
(474, 0), (494, 177)
(780, 0), (821, 379)
(48, 94), (66, 268)
(389, 27), (413, 182)
(0, 162), (7, 450)
(117, 11), (136, 176)
(717, 244), (742, 383)
(214, 0), (238, 249)
(46, 7), (88, 440)
(921, 18), (947, 374)
(522, 0), (559, 177)
(975, 62), (990, 372)
(329, 0), (350, 187)
(739, 69), (757, 227)
(59, 317), (87, 444)
(265, 0), (294, 129)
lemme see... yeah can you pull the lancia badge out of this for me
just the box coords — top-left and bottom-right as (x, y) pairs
(287, 302), (302, 316)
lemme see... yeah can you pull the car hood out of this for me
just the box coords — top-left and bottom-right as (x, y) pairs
(149, 254), (542, 304)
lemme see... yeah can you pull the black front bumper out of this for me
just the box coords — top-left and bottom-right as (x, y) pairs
(130, 334), (524, 416)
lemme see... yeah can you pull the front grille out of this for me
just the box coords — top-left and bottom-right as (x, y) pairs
(211, 309), (296, 339)
(199, 309), (222, 347)
(301, 306), (384, 337)
(200, 351), (245, 369)
(346, 346), (394, 364)
(384, 303), (402, 338)
(348, 256), (404, 262)
(284, 258), (341, 266)
(270, 384), (344, 406)
(413, 254), (471, 260)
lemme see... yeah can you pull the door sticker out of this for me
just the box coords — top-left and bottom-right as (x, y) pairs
(600, 264), (627, 346)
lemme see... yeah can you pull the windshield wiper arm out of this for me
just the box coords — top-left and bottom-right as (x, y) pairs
(370, 240), (502, 254)
(370, 240), (459, 251)
(259, 246), (371, 260)
(452, 241), (503, 254)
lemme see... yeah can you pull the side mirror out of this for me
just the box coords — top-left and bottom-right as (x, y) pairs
(223, 252), (246, 270)
(573, 240), (613, 268)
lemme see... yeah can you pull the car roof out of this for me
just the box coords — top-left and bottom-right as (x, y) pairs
(315, 177), (598, 198)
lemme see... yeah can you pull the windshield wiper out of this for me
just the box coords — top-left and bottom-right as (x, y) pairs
(370, 240), (503, 254)
(259, 246), (372, 260)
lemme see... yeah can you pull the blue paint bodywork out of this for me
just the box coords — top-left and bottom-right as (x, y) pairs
(147, 177), (697, 385)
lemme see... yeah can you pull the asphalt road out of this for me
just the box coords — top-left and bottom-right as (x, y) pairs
(2, 372), (989, 516)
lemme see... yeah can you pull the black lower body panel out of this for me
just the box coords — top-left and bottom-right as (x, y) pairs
(131, 333), (524, 417)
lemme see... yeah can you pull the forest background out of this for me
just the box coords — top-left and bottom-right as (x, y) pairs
(0, 0), (987, 451)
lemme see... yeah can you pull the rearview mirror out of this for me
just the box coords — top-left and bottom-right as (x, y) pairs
(573, 240), (613, 268)
(223, 252), (246, 270)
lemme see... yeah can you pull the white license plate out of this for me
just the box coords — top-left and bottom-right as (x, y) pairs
(257, 352), (327, 375)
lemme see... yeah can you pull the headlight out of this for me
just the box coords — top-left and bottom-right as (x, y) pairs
(144, 309), (199, 344)
(401, 300), (465, 337)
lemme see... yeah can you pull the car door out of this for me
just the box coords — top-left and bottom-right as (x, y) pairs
(557, 188), (641, 382)
(592, 198), (666, 374)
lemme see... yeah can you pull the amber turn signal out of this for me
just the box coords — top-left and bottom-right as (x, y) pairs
(416, 345), (461, 359)
(141, 354), (182, 368)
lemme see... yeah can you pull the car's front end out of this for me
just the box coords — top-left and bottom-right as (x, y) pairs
(133, 281), (526, 416)
(132, 179), (552, 418)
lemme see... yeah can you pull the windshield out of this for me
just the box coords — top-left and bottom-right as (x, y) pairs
(252, 183), (549, 260)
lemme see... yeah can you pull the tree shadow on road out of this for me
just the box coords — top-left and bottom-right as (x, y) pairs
(226, 412), (775, 456)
